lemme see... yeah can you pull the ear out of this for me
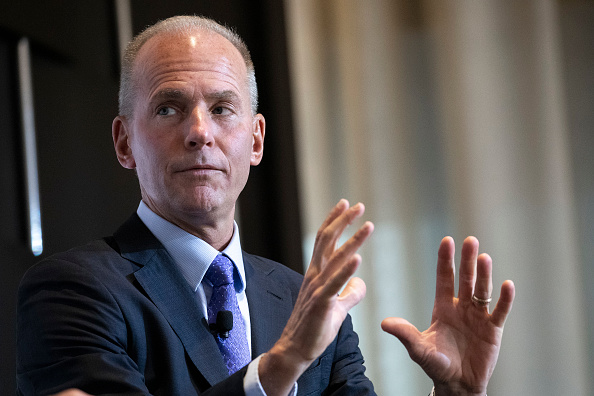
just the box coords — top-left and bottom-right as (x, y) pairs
(112, 116), (136, 169)
(250, 113), (265, 166)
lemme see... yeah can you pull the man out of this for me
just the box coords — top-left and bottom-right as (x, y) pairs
(17, 16), (515, 396)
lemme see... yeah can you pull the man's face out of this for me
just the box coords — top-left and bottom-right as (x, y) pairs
(114, 30), (264, 229)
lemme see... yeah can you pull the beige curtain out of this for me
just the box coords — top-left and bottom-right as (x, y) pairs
(284, 1), (593, 395)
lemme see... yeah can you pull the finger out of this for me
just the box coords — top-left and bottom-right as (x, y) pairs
(380, 317), (428, 364)
(312, 200), (350, 255)
(458, 236), (479, 301)
(322, 250), (366, 299)
(308, 200), (350, 270)
(472, 253), (493, 308)
(311, 202), (366, 267)
(435, 236), (456, 301)
(381, 317), (420, 348)
(491, 280), (515, 327)
(318, 199), (350, 231)
(338, 276), (367, 311)
(320, 221), (373, 300)
(324, 221), (374, 274)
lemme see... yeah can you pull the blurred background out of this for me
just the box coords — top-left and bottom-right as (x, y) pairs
(1, 1), (592, 395)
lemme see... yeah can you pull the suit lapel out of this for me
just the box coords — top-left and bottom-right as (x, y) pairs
(244, 254), (295, 356)
(114, 214), (229, 386)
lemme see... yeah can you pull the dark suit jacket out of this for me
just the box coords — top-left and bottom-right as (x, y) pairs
(17, 214), (375, 396)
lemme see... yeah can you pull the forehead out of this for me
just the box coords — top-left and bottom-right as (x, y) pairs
(133, 29), (248, 95)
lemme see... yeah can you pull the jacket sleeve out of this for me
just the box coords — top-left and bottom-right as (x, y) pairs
(293, 314), (376, 396)
(325, 314), (376, 395)
(16, 258), (247, 396)
(17, 258), (153, 395)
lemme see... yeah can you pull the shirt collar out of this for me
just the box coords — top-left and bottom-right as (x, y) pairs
(136, 201), (246, 293)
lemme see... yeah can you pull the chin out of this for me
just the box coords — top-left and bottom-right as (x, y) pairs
(179, 193), (226, 216)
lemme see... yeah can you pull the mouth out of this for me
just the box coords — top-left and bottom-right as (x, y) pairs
(175, 164), (224, 175)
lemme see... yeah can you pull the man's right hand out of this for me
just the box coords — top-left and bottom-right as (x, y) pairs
(258, 199), (374, 396)
(51, 390), (92, 396)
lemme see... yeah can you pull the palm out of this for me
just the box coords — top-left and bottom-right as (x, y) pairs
(382, 237), (515, 395)
(419, 298), (503, 386)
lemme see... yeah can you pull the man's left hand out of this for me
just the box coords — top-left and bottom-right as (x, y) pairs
(381, 236), (515, 396)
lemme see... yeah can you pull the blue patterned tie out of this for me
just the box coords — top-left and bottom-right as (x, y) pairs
(204, 254), (251, 374)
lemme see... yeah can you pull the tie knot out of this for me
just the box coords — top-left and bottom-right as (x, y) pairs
(205, 254), (234, 287)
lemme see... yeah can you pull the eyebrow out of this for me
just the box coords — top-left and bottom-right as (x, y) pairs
(204, 89), (241, 103)
(151, 88), (189, 102)
(150, 88), (241, 105)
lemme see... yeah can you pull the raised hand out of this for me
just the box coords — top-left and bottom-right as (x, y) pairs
(51, 390), (93, 396)
(259, 199), (374, 395)
(381, 236), (515, 396)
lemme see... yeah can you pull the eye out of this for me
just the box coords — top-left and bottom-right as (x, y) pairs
(157, 106), (177, 116)
(212, 106), (232, 116)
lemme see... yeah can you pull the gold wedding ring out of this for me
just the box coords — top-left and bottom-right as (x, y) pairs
(472, 294), (492, 306)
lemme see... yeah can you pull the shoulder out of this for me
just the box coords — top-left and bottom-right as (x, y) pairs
(21, 213), (151, 287)
(18, 236), (142, 308)
(22, 237), (132, 278)
(241, 252), (306, 305)
(242, 251), (304, 284)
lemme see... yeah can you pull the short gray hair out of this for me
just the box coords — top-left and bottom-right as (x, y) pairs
(119, 15), (258, 118)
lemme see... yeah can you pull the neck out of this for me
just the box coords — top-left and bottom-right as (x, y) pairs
(174, 214), (235, 251)
(142, 199), (235, 251)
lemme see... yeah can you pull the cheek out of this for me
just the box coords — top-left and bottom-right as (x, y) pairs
(221, 137), (253, 192)
(229, 135), (256, 169)
(131, 142), (153, 170)
(130, 137), (166, 183)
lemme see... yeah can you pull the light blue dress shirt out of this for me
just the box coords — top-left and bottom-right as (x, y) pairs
(137, 201), (252, 352)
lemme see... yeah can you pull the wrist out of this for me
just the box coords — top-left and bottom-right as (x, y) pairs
(258, 344), (312, 396)
(433, 383), (487, 396)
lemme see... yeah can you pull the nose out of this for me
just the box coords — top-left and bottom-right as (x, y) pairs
(184, 107), (214, 149)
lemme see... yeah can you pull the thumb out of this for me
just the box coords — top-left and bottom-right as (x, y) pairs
(381, 317), (421, 353)
(382, 317), (452, 373)
(338, 277), (367, 311)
